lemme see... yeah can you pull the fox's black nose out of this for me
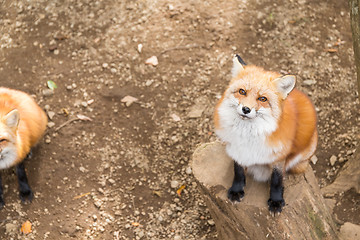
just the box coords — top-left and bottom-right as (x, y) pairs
(242, 106), (251, 114)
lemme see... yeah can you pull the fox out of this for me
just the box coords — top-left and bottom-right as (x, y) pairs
(0, 87), (47, 208)
(214, 55), (317, 214)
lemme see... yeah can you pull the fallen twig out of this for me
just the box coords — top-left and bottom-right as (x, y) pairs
(55, 114), (93, 132)
(73, 192), (91, 200)
(55, 118), (78, 132)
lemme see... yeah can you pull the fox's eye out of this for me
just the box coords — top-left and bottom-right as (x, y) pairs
(0, 139), (6, 143)
(239, 89), (246, 95)
(258, 96), (267, 102)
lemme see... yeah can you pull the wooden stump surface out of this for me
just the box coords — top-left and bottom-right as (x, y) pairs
(192, 142), (338, 240)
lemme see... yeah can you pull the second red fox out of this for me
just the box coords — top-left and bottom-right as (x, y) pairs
(0, 87), (47, 208)
(214, 55), (317, 214)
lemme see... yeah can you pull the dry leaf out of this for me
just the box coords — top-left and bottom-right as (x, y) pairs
(131, 222), (140, 227)
(145, 56), (158, 66)
(76, 114), (93, 121)
(121, 95), (138, 107)
(153, 190), (163, 197)
(325, 48), (338, 53)
(21, 220), (32, 234)
(73, 192), (90, 200)
(62, 108), (69, 116)
(176, 185), (186, 197)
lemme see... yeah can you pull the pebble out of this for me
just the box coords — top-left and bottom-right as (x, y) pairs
(171, 180), (179, 189)
(42, 89), (54, 96)
(47, 111), (56, 120)
(330, 155), (337, 166)
(145, 56), (158, 66)
(5, 223), (17, 234)
(174, 236), (181, 240)
(185, 167), (192, 175)
(303, 80), (317, 86)
(81, 101), (88, 108)
(207, 219), (215, 226)
(47, 122), (56, 128)
(145, 80), (154, 86)
(45, 137), (51, 144)
(137, 44), (143, 53)
(310, 155), (318, 165)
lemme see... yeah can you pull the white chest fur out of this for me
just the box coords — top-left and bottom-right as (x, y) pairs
(224, 133), (280, 167)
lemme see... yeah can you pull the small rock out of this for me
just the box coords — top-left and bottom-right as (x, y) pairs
(303, 80), (317, 86)
(5, 223), (17, 234)
(47, 122), (55, 128)
(340, 222), (360, 240)
(174, 235), (181, 240)
(81, 102), (88, 108)
(138, 230), (145, 238)
(145, 56), (158, 66)
(137, 44), (143, 53)
(310, 155), (318, 164)
(185, 167), (192, 175)
(42, 89), (54, 96)
(171, 180), (179, 189)
(207, 219), (215, 226)
(110, 68), (117, 74)
(54, 49), (59, 55)
(47, 111), (56, 120)
(145, 80), (154, 86)
(102, 63), (109, 68)
(330, 155), (337, 166)
(121, 95), (138, 107)
(346, 150), (353, 156)
(45, 136), (51, 143)
(187, 104), (206, 118)
(171, 113), (181, 122)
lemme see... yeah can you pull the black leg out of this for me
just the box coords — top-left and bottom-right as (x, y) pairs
(16, 162), (33, 203)
(268, 168), (285, 215)
(228, 161), (246, 202)
(0, 172), (4, 208)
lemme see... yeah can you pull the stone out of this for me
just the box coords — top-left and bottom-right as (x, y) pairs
(330, 155), (337, 166)
(340, 222), (360, 240)
(171, 180), (179, 189)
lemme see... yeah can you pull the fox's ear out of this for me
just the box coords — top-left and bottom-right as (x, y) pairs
(4, 109), (20, 129)
(273, 75), (296, 99)
(231, 54), (246, 78)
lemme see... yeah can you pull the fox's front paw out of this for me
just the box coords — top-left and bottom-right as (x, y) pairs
(19, 189), (33, 204)
(227, 186), (245, 202)
(267, 198), (285, 216)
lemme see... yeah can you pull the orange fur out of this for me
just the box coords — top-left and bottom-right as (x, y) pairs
(0, 87), (47, 167)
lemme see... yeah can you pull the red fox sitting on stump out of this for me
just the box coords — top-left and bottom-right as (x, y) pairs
(0, 87), (47, 208)
(214, 55), (318, 214)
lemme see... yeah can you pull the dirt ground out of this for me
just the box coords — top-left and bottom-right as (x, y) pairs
(0, 0), (358, 239)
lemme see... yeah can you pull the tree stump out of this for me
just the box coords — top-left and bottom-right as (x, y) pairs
(192, 142), (338, 240)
